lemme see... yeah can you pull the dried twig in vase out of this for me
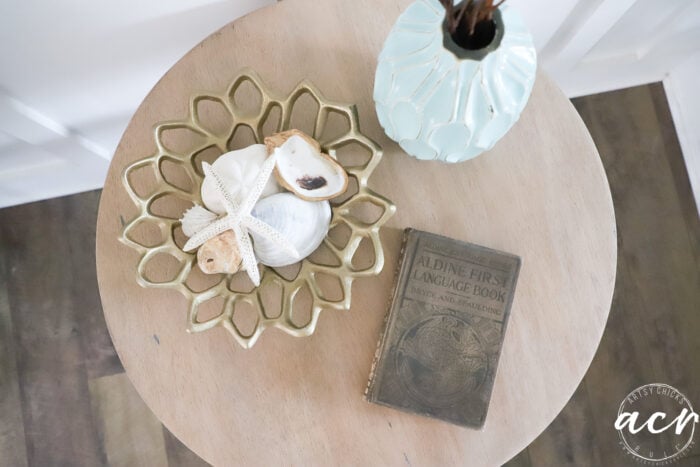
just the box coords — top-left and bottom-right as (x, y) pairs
(440, 0), (505, 36)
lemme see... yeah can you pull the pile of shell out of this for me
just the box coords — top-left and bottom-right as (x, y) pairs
(180, 129), (348, 277)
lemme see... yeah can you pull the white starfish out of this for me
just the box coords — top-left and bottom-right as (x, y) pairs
(183, 153), (299, 286)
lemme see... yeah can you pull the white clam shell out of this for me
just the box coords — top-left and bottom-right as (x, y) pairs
(272, 134), (348, 201)
(201, 144), (280, 214)
(251, 193), (331, 267)
(180, 204), (217, 237)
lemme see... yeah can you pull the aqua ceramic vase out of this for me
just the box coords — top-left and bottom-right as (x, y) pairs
(374, 0), (537, 163)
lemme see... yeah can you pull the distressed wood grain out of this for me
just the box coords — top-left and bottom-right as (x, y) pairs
(0, 196), (107, 466)
(0, 239), (28, 466)
(64, 191), (124, 380)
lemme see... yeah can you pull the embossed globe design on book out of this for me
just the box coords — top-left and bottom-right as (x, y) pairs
(397, 313), (489, 408)
(119, 70), (396, 348)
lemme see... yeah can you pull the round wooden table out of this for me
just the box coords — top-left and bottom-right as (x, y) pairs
(96, 0), (617, 465)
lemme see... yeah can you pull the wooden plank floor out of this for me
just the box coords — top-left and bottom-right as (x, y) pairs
(0, 83), (698, 466)
(0, 192), (208, 467)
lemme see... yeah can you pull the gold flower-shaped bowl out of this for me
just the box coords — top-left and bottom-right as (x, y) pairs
(120, 70), (396, 348)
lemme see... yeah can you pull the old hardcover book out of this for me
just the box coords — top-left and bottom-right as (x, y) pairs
(365, 229), (521, 429)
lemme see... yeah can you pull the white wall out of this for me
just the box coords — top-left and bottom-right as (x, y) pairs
(0, 0), (274, 208)
(534, 0), (700, 97)
(664, 52), (700, 211)
(0, 0), (699, 208)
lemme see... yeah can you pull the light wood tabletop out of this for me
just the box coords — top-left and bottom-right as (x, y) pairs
(96, 0), (617, 465)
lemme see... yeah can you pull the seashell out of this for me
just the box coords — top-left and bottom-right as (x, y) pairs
(201, 144), (280, 214)
(180, 204), (217, 237)
(265, 129), (321, 155)
(265, 130), (348, 201)
(251, 193), (331, 267)
(197, 230), (243, 274)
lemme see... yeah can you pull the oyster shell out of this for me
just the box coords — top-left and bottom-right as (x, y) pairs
(265, 130), (348, 201)
(201, 144), (280, 214)
(265, 129), (321, 155)
(251, 193), (331, 267)
(197, 230), (242, 274)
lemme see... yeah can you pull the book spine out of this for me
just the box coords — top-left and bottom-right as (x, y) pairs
(364, 228), (413, 401)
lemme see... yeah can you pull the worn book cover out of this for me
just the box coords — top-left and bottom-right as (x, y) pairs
(365, 228), (521, 429)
